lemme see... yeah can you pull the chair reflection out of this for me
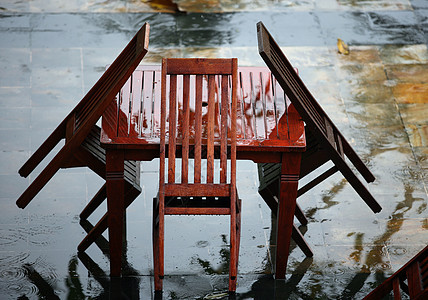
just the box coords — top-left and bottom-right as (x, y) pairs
(78, 218), (142, 299)
(78, 252), (142, 299)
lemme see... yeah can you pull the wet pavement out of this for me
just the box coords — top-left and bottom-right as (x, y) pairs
(0, 0), (427, 299)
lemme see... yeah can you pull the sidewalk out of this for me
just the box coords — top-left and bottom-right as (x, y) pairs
(0, 0), (427, 298)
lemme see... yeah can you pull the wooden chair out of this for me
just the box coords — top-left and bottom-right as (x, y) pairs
(364, 245), (428, 299)
(153, 58), (241, 292)
(256, 21), (382, 216)
(16, 23), (150, 254)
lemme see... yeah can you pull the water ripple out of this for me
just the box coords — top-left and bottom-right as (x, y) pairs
(0, 227), (27, 246)
(28, 223), (63, 246)
(0, 252), (30, 282)
(32, 256), (59, 282)
(0, 252), (38, 298)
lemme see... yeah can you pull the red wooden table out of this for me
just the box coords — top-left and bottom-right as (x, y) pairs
(100, 65), (306, 279)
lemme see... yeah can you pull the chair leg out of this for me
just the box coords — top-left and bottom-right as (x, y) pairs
(259, 183), (309, 226)
(274, 152), (301, 279)
(106, 150), (126, 277)
(229, 218), (237, 292)
(78, 216), (108, 252)
(235, 199), (242, 291)
(295, 203), (308, 226)
(80, 183), (106, 220)
(77, 186), (140, 252)
(237, 199), (241, 265)
(153, 196), (164, 291)
(291, 224), (313, 257)
(259, 183), (311, 257)
(229, 197), (241, 292)
(258, 184), (278, 213)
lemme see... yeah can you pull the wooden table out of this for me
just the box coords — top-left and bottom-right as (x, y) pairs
(100, 65), (306, 279)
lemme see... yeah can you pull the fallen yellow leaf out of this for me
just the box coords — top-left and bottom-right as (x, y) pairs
(337, 38), (350, 55)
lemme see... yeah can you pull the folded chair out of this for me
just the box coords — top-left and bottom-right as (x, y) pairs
(153, 58), (241, 292)
(364, 245), (428, 299)
(256, 21), (382, 220)
(16, 23), (150, 256)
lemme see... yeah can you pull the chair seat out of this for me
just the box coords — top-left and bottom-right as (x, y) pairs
(165, 196), (231, 208)
(163, 190), (240, 216)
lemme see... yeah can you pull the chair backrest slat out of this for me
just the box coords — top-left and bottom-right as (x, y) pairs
(128, 72), (142, 138)
(168, 74), (178, 184)
(194, 75), (203, 184)
(231, 65), (238, 189)
(220, 75), (229, 184)
(181, 74), (191, 184)
(118, 77), (132, 137)
(207, 75), (216, 184)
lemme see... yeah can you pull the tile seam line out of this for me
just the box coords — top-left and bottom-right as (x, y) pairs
(383, 65), (428, 196)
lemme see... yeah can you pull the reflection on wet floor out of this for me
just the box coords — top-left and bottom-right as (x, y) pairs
(0, 0), (416, 12)
(0, 0), (427, 298)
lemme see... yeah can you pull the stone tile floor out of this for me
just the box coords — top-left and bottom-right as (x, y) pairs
(0, 0), (427, 299)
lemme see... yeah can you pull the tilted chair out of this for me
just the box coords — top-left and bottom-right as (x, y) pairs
(364, 245), (427, 299)
(256, 21), (382, 220)
(153, 58), (241, 292)
(16, 23), (150, 262)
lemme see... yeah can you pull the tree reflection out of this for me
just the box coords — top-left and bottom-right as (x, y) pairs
(65, 256), (85, 299)
(192, 234), (230, 276)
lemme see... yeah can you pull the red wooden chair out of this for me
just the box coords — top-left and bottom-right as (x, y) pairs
(256, 21), (382, 218)
(16, 23), (150, 255)
(153, 58), (241, 292)
(364, 245), (428, 299)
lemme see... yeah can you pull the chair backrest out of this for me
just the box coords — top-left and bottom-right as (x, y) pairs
(256, 21), (382, 214)
(256, 21), (374, 183)
(16, 23), (150, 209)
(159, 58), (238, 199)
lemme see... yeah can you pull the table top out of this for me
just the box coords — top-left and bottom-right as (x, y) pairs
(101, 65), (305, 154)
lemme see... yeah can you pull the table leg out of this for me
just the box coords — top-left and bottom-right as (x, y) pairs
(275, 152), (301, 279)
(106, 149), (125, 277)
